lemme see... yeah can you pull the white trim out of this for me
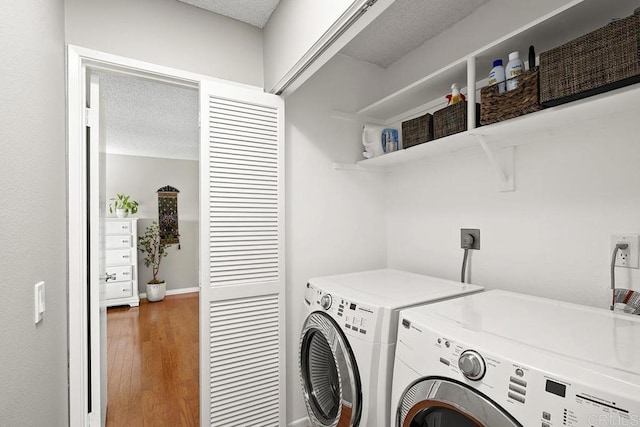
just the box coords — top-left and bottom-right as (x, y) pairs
(288, 418), (311, 427)
(68, 45), (263, 92)
(67, 45), (88, 427)
(139, 286), (200, 299)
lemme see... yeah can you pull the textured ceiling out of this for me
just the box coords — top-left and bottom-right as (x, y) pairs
(341, 0), (489, 68)
(98, 72), (199, 161)
(177, 0), (280, 28)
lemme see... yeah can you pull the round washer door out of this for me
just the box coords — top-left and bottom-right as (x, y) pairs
(299, 311), (362, 427)
(397, 378), (522, 427)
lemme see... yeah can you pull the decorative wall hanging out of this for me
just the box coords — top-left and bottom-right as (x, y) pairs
(157, 185), (180, 248)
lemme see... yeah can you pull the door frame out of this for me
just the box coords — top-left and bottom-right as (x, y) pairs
(66, 45), (264, 426)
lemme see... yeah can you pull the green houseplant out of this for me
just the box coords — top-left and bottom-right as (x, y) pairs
(138, 222), (169, 302)
(108, 193), (139, 218)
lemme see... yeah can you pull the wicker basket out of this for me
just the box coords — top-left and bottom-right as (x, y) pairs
(402, 113), (433, 149)
(433, 101), (480, 139)
(539, 9), (640, 107)
(480, 67), (543, 125)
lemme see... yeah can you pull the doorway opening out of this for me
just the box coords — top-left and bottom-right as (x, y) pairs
(67, 46), (206, 427)
(68, 45), (286, 427)
(97, 70), (200, 425)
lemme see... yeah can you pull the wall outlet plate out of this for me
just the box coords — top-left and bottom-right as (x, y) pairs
(461, 228), (480, 250)
(611, 234), (639, 269)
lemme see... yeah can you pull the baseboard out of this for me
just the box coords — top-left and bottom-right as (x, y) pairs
(140, 286), (199, 299)
(288, 417), (310, 427)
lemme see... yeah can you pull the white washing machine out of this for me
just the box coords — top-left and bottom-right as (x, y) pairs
(391, 290), (640, 427)
(298, 269), (484, 427)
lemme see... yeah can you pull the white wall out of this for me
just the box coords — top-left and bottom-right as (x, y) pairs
(0, 1), (68, 425)
(386, 110), (640, 308)
(65, 0), (264, 87)
(106, 153), (199, 293)
(285, 54), (389, 423)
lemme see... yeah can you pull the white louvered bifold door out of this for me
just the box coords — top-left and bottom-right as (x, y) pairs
(199, 80), (285, 427)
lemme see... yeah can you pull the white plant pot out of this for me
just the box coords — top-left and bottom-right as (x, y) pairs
(116, 208), (128, 218)
(146, 282), (166, 302)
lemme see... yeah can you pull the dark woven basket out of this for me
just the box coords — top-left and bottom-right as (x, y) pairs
(539, 10), (640, 107)
(433, 101), (480, 139)
(480, 67), (543, 125)
(402, 113), (433, 149)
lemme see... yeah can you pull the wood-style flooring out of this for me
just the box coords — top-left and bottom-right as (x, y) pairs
(106, 292), (199, 426)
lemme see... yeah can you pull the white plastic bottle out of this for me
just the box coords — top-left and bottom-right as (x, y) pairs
(505, 51), (524, 91)
(488, 59), (506, 93)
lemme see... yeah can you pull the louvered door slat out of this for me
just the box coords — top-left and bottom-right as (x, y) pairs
(212, 362), (278, 383)
(210, 243), (278, 253)
(210, 97), (278, 114)
(210, 135), (279, 150)
(213, 143), (277, 157)
(202, 83), (283, 427)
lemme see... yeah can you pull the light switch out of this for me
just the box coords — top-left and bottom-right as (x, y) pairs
(34, 281), (45, 324)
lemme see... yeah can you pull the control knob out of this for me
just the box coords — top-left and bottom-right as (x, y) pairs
(320, 294), (332, 310)
(458, 350), (486, 381)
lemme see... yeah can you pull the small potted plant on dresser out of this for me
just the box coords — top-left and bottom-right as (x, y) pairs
(138, 222), (169, 302)
(108, 193), (139, 218)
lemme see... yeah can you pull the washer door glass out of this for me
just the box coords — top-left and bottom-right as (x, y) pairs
(300, 311), (361, 426)
(407, 405), (481, 427)
(397, 378), (522, 427)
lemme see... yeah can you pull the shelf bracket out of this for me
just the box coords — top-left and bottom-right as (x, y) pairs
(473, 134), (515, 192)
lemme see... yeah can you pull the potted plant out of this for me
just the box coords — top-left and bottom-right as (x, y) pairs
(138, 222), (169, 302)
(108, 193), (139, 218)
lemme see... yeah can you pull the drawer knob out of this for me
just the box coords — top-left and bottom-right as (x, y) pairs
(105, 273), (117, 282)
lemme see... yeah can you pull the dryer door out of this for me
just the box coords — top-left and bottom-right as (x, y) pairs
(300, 311), (362, 427)
(397, 378), (522, 427)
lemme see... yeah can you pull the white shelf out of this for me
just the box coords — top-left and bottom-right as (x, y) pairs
(355, 83), (640, 171)
(356, 0), (640, 124)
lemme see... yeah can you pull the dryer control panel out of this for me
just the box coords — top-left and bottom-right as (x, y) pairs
(396, 316), (640, 427)
(304, 282), (379, 342)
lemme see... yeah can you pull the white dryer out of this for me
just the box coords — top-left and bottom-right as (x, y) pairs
(298, 269), (483, 427)
(391, 290), (640, 427)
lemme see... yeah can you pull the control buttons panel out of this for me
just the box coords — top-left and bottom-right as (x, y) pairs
(305, 282), (376, 337)
(508, 372), (528, 404)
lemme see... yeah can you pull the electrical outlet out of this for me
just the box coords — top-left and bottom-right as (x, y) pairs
(461, 228), (480, 250)
(611, 234), (639, 268)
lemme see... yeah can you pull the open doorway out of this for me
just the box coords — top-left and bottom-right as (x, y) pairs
(69, 45), (286, 427)
(97, 71), (200, 425)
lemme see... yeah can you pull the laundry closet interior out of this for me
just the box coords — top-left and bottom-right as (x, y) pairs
(283, 0), (640, 425)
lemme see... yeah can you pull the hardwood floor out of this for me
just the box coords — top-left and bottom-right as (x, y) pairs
(106, 292), (199, 426)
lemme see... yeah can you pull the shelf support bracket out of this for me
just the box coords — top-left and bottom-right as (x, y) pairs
(474, 134), (515, 192)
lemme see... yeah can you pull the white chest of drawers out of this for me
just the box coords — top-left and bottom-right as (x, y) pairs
(105, 218), (139, 307)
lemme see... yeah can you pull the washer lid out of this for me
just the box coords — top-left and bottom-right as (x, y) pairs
(307, 269), (483, 310)
(403, 290), (640, 379)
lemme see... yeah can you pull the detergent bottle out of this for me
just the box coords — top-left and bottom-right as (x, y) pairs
(505, 51), (524, 91)
(488, 59), (506, 93)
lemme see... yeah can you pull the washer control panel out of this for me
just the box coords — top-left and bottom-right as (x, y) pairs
(305, 282), (378, 341)
(397, 315), (640, 427)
